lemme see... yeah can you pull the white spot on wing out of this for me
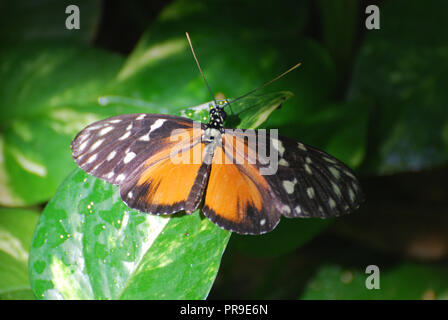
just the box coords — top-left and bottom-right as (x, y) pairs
(87, 124), (102, 131)
(282, 205), (291, 214)
(348, 188), (356, 202)
(139, 119), (167, 141)
(78, 133), (89, 144)
(331, 182), (342, 197)
(324, 157), (337, 164)
(123, 152), (136, 164)
(107, 151), (117, 161)
(119, 131), (131, 140)
(151, 119), (166, 131)
(272, 138), (285, 156)
(282, 178), (297, 194)
(307, 187), (315, 199)
(79, 140), (89, 152)
(329, 167), (340, 179)
(304, 164), (312, 174)
(345, 170), (356, 179)
(90, 139), (104, 152)
(139, 133), (150, 141)
(86, 154), (97, 164)
(99, 126), (114, 136)
(279, 158), (289, 166)
(116, 174), (125, 183)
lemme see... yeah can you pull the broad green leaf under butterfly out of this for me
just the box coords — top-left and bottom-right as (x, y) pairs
(0, 208), (39, 299)
(180, 91), (294, 128)
(29, 169), (230, 300)
(29, 92), (292, 300)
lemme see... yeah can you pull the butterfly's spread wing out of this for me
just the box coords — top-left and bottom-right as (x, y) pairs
(202, 131), (282, 235)
(202, 129), (364, 235)
(270, 135), (364, 219)
(71, 113), (207, 215)
(72, 114), (363, 234)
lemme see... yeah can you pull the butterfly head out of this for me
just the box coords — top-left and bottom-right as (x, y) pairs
(207, 100), (227, 132)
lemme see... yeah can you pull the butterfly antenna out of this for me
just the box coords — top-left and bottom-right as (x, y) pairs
(186, 32), (218, 106)
(227, 62), (302, 105)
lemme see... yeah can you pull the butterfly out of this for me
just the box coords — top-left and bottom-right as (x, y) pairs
(71, 33), (364, 235)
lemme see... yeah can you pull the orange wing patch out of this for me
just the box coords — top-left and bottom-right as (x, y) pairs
(120, 127), (206, 214)
(204, 146), (265, 222)
(202, 145), (281, 234)
(137, 142), (204, 206)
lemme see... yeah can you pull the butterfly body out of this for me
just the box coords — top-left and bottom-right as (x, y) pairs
(205, 101), (227, 131)
(71, 98), (364, 235)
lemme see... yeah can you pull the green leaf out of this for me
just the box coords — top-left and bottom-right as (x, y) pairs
(0, 43), (123, 119)
(349, 0), (448, 174)
(0, 43), (157, 206)
(180, 91), (294, 129)
(302, 263), (448, 300)
(230, 219), (331, 258)
(316, 0), (359, 77)
(274, 101), (369, 169)
(226, 91), (294, 129)
(0, 208), (40, 300)
(0, 0), (101, 45)
(29, 169), (230, 300)
(107, 0), (335, 127)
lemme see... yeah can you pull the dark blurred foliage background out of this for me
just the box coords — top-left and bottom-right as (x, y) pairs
(0, 0), (447, 299)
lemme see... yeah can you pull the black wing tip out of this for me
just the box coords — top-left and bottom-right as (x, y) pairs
(120, 184), (188, 216)
(201, 205), (280, 235)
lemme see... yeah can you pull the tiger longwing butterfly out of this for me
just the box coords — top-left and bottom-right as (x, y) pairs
(71, 33), (364, 235)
